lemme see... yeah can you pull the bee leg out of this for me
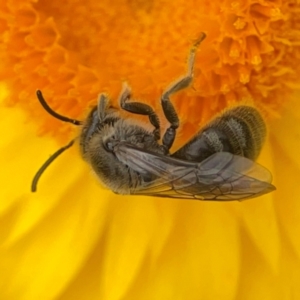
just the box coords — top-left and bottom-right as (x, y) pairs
(161, 33), (206, 150)
(97, 93), (110, 122)
(119, 82), (161, 140)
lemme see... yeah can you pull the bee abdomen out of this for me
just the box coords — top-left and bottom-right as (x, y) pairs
(213, 106), (266, 160)
(172, 106), (266, 162)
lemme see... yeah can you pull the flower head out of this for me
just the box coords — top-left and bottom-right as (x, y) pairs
(1, 0), (300, 299)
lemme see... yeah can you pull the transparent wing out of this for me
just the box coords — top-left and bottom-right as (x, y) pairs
(114, 143), (276, 201)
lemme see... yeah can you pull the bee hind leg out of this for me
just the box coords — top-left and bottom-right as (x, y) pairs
(161, 33), (206, 151)
(119, 82), (161, 140)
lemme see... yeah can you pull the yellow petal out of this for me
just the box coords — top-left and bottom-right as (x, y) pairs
(270, 94), (300, 260)
(0, 104), (110, 299)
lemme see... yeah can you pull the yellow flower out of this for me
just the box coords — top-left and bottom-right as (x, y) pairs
(1, 0), (300, 299)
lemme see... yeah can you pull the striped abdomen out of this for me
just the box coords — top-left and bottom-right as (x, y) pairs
(172, 106), (266, 162)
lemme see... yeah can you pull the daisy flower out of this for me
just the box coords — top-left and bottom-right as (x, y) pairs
(1, 0), (300, 299)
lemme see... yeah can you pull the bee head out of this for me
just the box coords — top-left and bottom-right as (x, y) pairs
(79, 94), (120, 157)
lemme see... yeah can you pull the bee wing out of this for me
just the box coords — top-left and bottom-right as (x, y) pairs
(114, 143), (276, 200)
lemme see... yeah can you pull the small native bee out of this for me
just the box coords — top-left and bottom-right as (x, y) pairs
(32, 33), (275, 200)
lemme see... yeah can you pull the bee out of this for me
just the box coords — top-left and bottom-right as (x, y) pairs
(32, 33), (275, 200)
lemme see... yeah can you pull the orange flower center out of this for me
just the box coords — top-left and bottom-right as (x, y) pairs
(1, 0), (300, 144)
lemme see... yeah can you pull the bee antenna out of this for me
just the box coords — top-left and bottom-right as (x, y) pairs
(31, 139), (75, 192)
(36, 90), (83, 125)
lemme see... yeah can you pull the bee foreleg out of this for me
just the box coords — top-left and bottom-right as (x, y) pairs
(119, 82), (161, 140)
(97, 94), (110, 122)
